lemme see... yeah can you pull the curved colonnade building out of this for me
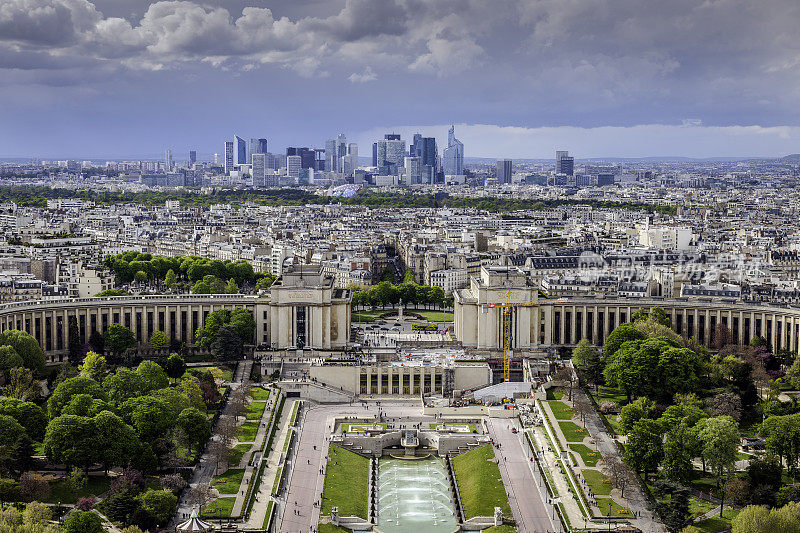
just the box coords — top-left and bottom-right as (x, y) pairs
(2, 266), (351, 363)
(454, 266), (800, 354)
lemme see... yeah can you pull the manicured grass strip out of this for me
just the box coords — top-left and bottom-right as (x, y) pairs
(271, 466), (284, 496)
(595, 497), (631, 517)
(482, 526), (516, 532)
(249, 387), (270, 401)
(320, 445), (369, 519)
(229, 443), (251, 466)
(246, 401), (267, 420)
(558, 421), (588, 442)
(211, 468), (245, 495)
(549, 401), (574, 420)
(318, 525), (351, 533)
(569, 443), (600, 467)
(45, 476), (111, 504)
(289, 401), (300, 426)
(693, 508), (740, 533)
(452, 444), (511, 519)
(235, 421), (260, 442)
(263, 395), (285, 453)
(201, 496), (235, 518)
(582, 469), (613, 496)
(689, 495), (716, 518)
(546, 388), (564, 400)
(283, 429), (294, 452)
(411, 310), (453, 322)
(262, 500), (275, 529)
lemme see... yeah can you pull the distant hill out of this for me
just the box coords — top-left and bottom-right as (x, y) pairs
(781, 154), (800, 163)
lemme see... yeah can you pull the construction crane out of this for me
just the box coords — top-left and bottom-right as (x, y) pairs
(482, 290), (567, 382)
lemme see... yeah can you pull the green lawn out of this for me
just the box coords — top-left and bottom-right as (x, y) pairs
(689, 496), (716, 518)
(229, 443), (252, 466)
(452, 444), (511, 519)
(45, 476), (112, 504)
(546, 388), (564, 400)
(549, 401), (574, 420)
(211, 469), (245, 495)
(262, 500), (275, 529)
(235, 421), (260, 442)
(201, 497), (235, 518)
(558, 421), (588, 442)
(569, 444), (600, 467)
(482, 526), (517, 532)
(693, 508), (740, 533)
(687, 470), (721, 495)
(246, 401), (267, 420)
(582, 469), (613, 496)
(352, 310), (389, 322)
(318, 525), (352, 533)
(590, 388), (628, 406)
(321, 445), (370, 519)
(595, 497), (631, 517)
(249, 387), (270, 401)
(189, 365), (234, 382)
(410, 310), (454, 322)
(271, 467), (284, 496)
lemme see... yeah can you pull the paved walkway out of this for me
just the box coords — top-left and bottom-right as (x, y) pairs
(485, 418), (555, 533)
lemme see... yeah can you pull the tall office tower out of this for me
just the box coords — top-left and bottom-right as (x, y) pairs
(286, 155), (302, 179)
(443, 125), (464, 176)
(213, 153), (220, 165)
(189, 150), (197, 165)
(336, 133), (347, 173)
(325, 139), (337, 172)
(404, 156), (421, 185)
(497, 158), (513, 183)
(411, 133), (422, 155)
(345, 143), (358, 174)
(314, 148), (326, 171)
(234, 135), (247, 166)
(412, 135), (437, 183)
(249, 138), (268, 163)
(286, 147), (315, 169)
(224, 141), (234, 173)
(372, 142), (378, 166)
(556, 150), (574, 176)
(252, 153), (266, 186)
(375, 134), (406, 174)
(165, 149), (173, 170)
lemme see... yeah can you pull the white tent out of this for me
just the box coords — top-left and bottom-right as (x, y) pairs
(176, 509), (214, 532)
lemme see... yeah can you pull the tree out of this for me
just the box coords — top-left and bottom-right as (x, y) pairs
(602, 455), (635, 498)
(0, 345), (23, 376)
(697, 416), (741, 512)
(602, 323), (646, 362)
(652, 481), (689, 532)
(65, 467), (87, 499)
(64, 510), (104, 533)
(68, 316), (82, 363)
(134, 271), (148, 284)
(164, 353), (186, 381)
(102, 367), (143, 406)
(554, 366), (576, 401)
(403, 268), (416, 284)
(225, 278), (238, 294)
(2, 367), (42, 401)
(748, 454), (783, 506)
(148, 330), (169, 350)
(43, 415), (97, 470)
(78, 352), (106, 381)
(47, 376), (107, 419)
(212, 325), (243, 360)
(229, 308), (256, 343)
(649, 307), (671, 327)
(137, 489), (177, 526)
(731, 505), (772, 533)
(121, 396), (173, 444)
(93, 410), (138, 472)
(0, 330), (45, 372)
(177, 408), (210, 456)
(662, 422), (699, 483)
(164, 269), (177, 289)
(103, 324), (137, 360)
(22, 501), (52, 526)
(725, 477), (750, 507)
(571, 339), (603, 388)
(18, 472), (50, 503)
(762, 414), (800, 474)
(0, 398), (47, 441)
(135, 360), (168, 392)
(705, 391), (743, 422)
(88, 330), (104, 354)
(620, 397), (654, 433)
(624, 419), (664, 481)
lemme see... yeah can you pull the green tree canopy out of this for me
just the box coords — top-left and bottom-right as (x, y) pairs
(103, 324), (137, 358)
(78, 351), (106, 381)
(148, 330), (169, 350)
(48, 376), (107, 419)
(0, 330), (44, 372)
(43, 415), (97, 469)
(135, 360), (169, 393)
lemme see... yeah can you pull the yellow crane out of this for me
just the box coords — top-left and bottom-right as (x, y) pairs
(482, 290), (567, 382)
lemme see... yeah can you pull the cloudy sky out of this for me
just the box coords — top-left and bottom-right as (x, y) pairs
(2, 0), (800, 159)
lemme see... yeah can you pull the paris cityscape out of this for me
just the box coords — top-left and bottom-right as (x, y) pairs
(3, 1), (800, 533)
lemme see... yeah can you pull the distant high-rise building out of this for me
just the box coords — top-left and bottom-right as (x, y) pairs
(404, 156), (421, 185)
(213, 153), (220, 165)
(497, 159), (513, 183)
(336, 133), (347, 173)
(249, 138), (268, 163)
(314, 148), (326, 171)
(412, 135), (438, 183)
(286, 147), (315, 169)
(234, 135), (247, 166)
(374, 134), (406, 174)
(252, 153), (279, 187)
(443, 126), (464, 176)
(325, 138), (337, 172)
(189, 150), (197, 165)
(556, 150), (574, 176)
(286, 155), (302, 180)
(165, 149), (173, 170)
(345, 143), (358, 175)
(224, 141), (234, 173)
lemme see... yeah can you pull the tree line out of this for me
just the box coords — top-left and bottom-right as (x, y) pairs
(350, 270), (451, 309)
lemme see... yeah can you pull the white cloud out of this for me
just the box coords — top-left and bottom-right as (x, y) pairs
(348, 66), (377, 83)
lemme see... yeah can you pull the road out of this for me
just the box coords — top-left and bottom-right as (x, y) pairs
(485, 418), (556, 533)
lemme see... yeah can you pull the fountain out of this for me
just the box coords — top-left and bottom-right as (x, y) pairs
(375, 457), (459, 533)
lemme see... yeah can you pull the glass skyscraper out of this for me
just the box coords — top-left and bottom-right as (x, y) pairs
(443, 125), (464, 176)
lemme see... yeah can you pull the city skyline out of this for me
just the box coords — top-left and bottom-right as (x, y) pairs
(2, 0), (800, 158)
